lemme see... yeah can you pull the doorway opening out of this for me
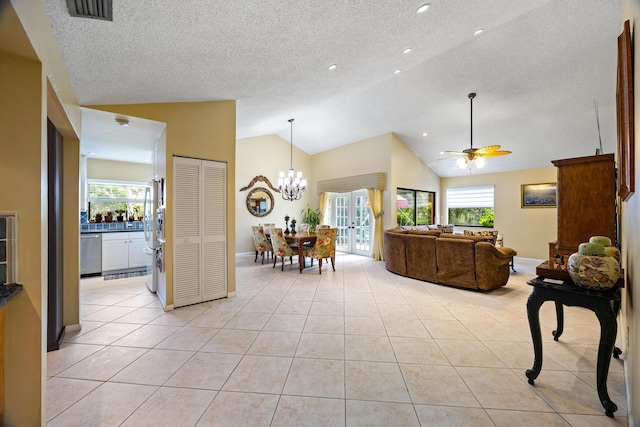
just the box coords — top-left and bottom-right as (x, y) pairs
(327, 190), (371, 256)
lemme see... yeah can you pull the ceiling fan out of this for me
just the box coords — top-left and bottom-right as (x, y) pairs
(443, 92), (511, 170)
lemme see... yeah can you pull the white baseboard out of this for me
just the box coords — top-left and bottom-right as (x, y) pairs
(65, 323), (81, 332)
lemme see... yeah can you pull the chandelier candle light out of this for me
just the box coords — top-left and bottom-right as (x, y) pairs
(278, 118), (307, 201)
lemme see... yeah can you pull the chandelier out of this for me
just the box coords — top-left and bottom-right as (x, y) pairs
(278, 118), (307, 201)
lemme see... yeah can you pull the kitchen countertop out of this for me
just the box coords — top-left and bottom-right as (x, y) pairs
(81, 229), (144, 234)
(0, 284), (23, 309)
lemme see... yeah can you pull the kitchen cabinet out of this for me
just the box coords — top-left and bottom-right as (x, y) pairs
(102, 232), (147, 272)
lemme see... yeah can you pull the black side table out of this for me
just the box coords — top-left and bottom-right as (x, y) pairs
(525, 276), (621, 417)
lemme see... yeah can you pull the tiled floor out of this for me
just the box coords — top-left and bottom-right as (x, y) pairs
(47, 254), (629, 426)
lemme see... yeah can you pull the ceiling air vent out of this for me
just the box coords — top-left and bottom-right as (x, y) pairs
(66, 0), (113, 21)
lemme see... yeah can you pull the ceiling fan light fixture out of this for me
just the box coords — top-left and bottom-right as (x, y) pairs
(475, 156), (486, 168)
(456, 157), (468, 169)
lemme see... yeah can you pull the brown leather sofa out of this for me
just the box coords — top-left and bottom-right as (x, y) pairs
(383, 228), (517, 291)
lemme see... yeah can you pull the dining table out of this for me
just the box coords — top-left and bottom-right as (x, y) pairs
(285, 231), (317, 272)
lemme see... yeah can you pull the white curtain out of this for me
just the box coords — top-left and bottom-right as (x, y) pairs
(319, 192), (329, 224)
(367, 188), (384, 260)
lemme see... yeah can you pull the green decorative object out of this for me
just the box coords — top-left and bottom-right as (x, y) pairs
(588, 236), (621, 264)
(300, 204), (321, 232)
(568, 242), (620, 291)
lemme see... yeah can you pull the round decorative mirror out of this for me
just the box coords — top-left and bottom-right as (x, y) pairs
(246, 187), (274, 217)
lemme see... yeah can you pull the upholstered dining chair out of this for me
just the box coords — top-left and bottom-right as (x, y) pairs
(297, 223), (309, 233)
(270, 227), (296, 271)
(317, 224), (330, 229)
(251, 225), (273, 264)
(302, 227), (337, 274)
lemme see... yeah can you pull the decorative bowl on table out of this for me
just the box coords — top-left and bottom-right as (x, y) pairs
(567, 242), (620, 291)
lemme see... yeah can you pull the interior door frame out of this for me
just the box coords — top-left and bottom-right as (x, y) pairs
(329, 189), (371, 256)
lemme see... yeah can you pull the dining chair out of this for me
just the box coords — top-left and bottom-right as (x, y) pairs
(251, 225), (273, 264)
(317, 224), (330, 229)
(269, 227), (296, 271)
(302, 227), (337, 274)
(297, 223), (309, 233)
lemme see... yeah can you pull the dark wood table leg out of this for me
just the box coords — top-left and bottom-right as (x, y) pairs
(593, 300), (618, 417)
(298, 245), (304, 273)
(525, 288), (544, 384)
(552, 301), (564, 341)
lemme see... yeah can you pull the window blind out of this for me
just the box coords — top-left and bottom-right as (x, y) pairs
(446, 185), (494, 208)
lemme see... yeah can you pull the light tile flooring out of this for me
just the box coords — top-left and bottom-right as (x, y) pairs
(47, 254), (629, 426)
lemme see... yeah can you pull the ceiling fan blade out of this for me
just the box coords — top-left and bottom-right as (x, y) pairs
(443, 150), (467, 156)
(475, 145), (502, 154)
(480, 150), (512, 157)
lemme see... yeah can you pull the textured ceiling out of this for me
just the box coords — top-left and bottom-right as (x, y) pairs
(44, 0), (622, 177)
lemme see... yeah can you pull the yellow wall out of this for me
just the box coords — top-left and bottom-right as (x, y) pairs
(440, 167), (557, 259)
(87, 158), (152, 182)
(311, 133), (395, 230)
(390, 133), (441, 225)
(0, 50), (46, 427)
(89, 102), (237, 302)
(236, 134), (313, 253)
(621, 2), (639, 425)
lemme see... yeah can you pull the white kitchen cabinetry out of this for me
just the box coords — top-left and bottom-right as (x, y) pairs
(173, 157), (227, 307)
(102, 232), (147, 272)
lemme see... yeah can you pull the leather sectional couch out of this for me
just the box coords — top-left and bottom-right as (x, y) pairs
(383, 228), (517, 291)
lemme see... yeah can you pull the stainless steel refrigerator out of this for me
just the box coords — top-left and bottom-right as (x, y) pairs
(143, 177), (164, 293)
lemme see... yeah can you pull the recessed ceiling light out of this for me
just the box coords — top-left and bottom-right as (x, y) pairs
(328, 64), (337, 70)
(403, 48), (412, 54)
(394, 69), (401, 74)
(416, 4), (430, 14)
(115, 117), (129, 127)
(422, 132), (428, 137)
(474, 28), (484, 35)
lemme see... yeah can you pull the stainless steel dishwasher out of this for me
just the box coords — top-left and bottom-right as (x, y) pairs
(81, 233), (102, 277)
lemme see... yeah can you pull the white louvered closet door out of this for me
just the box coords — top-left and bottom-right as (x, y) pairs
(202, 160), (227, 300)
(173, 157), (227, 307)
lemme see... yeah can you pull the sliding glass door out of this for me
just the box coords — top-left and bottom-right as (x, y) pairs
(328, 190), (371, 256)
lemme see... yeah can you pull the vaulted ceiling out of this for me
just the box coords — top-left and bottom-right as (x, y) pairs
(44, 0), (621, 177)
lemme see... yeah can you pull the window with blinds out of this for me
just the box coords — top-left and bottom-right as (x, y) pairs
(446, 185), (494, 227)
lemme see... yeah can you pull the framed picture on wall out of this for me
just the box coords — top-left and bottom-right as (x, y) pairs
(521, 183), (557, 208)
(617, 20), (635, 201)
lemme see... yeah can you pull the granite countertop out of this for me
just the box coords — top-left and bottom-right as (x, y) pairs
(81, 229), (144, 234)
(0, 284), (23, 309)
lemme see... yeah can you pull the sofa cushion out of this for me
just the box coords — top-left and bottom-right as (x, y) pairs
(383, 230), (407, 275)
(439, 233), (492, 244)
(463, 229), (499, 245)
(437, 224), (454, 234)
(406, 234), (438, 282)
(435, 237), (477, 289)
(408, 229), (441, 236)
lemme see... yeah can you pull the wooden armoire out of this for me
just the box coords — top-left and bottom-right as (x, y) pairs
(551, 153), (617, 258)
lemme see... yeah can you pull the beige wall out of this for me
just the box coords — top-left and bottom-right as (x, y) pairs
(390, 133), (441, 224)
(0, 48), (46, 427)
(311, 133), (395, 230)
(87, 158), (153, 182)
(89, 101), (237, 302)
(440, 167), (557, 259)
(621, 2), (639, 426)
(1, 2), (82, 424)
(236, 134), (313, 253)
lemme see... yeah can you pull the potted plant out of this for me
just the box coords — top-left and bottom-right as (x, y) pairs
(133, 205), (144, 221)
(94, 212), (103, 223)
(301, 204), (321, 232)
(115, 209), (126, 222)
(104, 211), (114, 223)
